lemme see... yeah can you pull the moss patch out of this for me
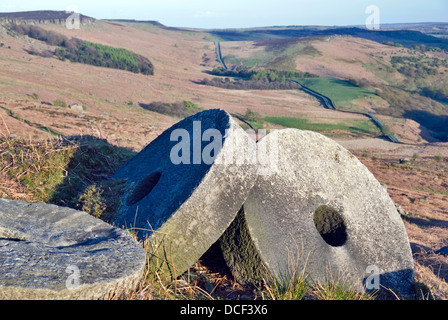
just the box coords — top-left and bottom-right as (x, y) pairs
(219, 207), (271, 285)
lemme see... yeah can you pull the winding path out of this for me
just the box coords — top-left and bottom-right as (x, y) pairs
(290, 80), (400, 143)
(214, 41), (227, 70)
(212, 43), (399, 143)
(290, 80), (336, 110)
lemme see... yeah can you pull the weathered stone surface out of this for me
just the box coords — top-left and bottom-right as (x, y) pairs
(220, 129), (414, 294)
(219, 207), (270, 285)
(0, 199), (146, 300)
(111, 109), (257, 276)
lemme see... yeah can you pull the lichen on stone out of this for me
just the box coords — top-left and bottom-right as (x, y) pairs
(219, 207), (270, 285)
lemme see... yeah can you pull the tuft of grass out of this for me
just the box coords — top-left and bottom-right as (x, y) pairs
(311, 272), (376, 300)
(263, 244), (312, 300)
(260, 246), (375, 300)
(79, 179), (127, 221)
(53, 99), (67, 108)
(111, 236), (216, 300)
(263, 272), (311, 300)
(77, 184), (106, 218)
(0, 137), (76, 202)
(139, 100), (204, 119)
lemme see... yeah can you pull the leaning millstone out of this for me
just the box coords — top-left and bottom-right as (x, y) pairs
(0, 199), (146, 300)
(111, 109), (257, 277)
(220, 129), (414, 294)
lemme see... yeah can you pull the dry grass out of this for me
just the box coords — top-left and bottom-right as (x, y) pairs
(109, 239), (217, 300)
(414, 261), (448, 300)
(357, 153), (448, 300)
(311, 275), (375, 300)
(1, 134), (446, 300)
(0, 134), (134, 212)
(0, 136), (76, 202)
(108, 240), (380, 301)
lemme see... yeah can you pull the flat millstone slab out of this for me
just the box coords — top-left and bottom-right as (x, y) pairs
(220, 129), (414, 294)
(111, 109), (257, 276)
(0, 199), (146, 300)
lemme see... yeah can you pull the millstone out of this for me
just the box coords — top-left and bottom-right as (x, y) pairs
(220, 129), (414, 294)
(0, 199), (146, 300)
(111, 109), (257, 276)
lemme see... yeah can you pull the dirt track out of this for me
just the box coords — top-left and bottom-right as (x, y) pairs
(336, 137), (448, 158)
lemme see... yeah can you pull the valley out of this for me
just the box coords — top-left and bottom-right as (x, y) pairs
(1, 11), (448, 299)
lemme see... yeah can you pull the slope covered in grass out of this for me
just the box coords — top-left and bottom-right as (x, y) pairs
(10, 24), (154, 75)
(264, 116), (380, 137)
(292, 77), (378, 111)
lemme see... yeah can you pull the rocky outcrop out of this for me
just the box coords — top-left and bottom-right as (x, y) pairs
(0, 10), (95, 26)
(0, 199), (145, 299)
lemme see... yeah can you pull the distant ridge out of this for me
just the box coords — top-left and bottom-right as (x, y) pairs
(0, 10), (95, 24)
(108, 19), (165, 26)
(208, 26), (448, 50)
(106, 19), (188, 32)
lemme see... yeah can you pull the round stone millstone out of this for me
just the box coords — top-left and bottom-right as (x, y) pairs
(0, 199), (146, 300)
(220, 129), (414, 294)
(111, 109), (257, 277)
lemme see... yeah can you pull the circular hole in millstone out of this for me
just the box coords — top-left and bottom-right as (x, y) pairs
(126, 172), (162, 206)
(313, 205), (347, 247)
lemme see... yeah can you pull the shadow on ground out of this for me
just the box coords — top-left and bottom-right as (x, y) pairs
(403, 110), (448, 142)
(49, 135), (136, 220)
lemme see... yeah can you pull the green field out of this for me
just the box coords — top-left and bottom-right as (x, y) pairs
(292, 77), (378, 111)
(223, 52), (275, 68)
(264, 116), (380, 137)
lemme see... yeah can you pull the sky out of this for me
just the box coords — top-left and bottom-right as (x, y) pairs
(0, 0), (447, 29)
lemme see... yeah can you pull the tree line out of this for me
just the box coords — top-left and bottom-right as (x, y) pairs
(9, 24), (154, 75)
(420, 86), (448, 101)
(201, 67), (316, 90)
(390, 55), (446, 79)
(138, 100), (204, 118)
(200, 77), (302, 90)
(210, 67), (317, 82)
